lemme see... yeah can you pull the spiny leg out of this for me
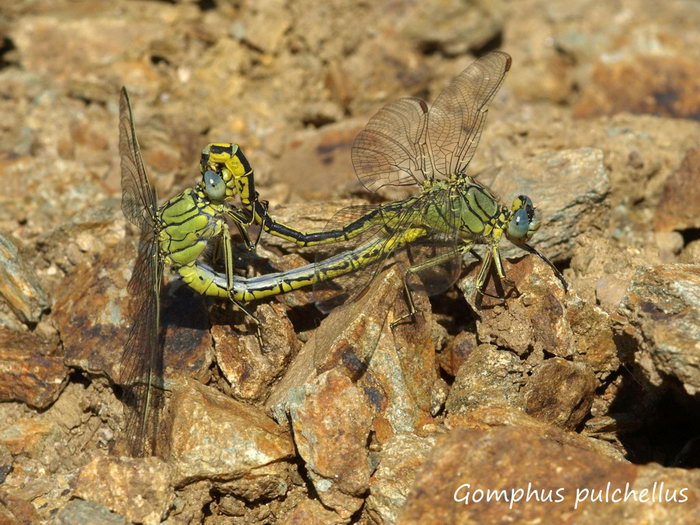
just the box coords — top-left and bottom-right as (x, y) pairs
(225, 207), (256, 251)
(390, 245), (467, 329)
(475, 245), (515, 300)
(250, 198), (269, 249)
(220, 223), (264, 347)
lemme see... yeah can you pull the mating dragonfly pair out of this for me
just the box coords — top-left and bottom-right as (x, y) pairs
(119, 51), (567, 456)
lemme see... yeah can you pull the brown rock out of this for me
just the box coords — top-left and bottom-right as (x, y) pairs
(568, 236), (653, 313)
(167, 379), (294, 485)
(462, 257), (571, 358)
(271, 120), (364, 201)
(462, 254), (619, 380)
(400, 425), (700, 523)
(213, 302), (300, 403)
(54, 240), (212, 385)
(680, 239), (700, 264)
(73, 456), (173, 525)
(396, 0), (503, 56)
(618, 264), (700, 394)
(168, 481), (212, 525)
(11, 7), (168, 100)
(445, 344), (523, 416)
(0, 233), (48, 326)
(267, 267), (436, 443)
(447, 406), (625, 461)
(55, 500), (130, 525)
(487, 148), (610, 263)
(0, 418), (59, 456)
(366, 432), (438, 524)
(523, 357), (597, 429)
(437, 329), (477, 378)
(0, 155), (114, 240)
(0, 491), (41, 525)
(338, 37), (429, 118)
(0, 328), (67, 408)
(565, 295), (620, 377)
(33, 199), (125, 298)
(574, 56), (700, 120)
(655, 148), (700, 232)
(279, 497), (342, 525)
(240, 2), (290, 54)
(289, 370), (373, 518)
(215, 461), (294, 503)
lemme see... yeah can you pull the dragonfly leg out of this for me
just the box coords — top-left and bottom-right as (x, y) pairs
(250, 199), (269, 249)
(225, 206), (256, 251)
(390, 246), (467, 329)
(220, 223), (265, 347)
(476, 245), (516, 300)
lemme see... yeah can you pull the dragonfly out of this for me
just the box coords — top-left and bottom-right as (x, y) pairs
(119, 87), (265, 456)
(201, 51), (567, 321)
(119, 88), (360, 456)
(120, 84), (413, 455)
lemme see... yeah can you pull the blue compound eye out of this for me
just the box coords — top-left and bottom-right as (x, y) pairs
(204, 170), (226, 201)
(508, 207), (530, 240)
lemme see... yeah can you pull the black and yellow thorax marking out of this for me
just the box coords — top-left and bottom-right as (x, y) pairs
(157, 185), (225, 268)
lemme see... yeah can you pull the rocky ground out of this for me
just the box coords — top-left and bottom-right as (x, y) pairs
(1, 0), (700, 523)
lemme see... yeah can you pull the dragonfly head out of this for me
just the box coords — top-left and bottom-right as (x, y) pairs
(199, 143), (250, 201)
(506, 195), (541, 243)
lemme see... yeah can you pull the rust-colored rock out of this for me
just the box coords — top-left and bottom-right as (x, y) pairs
(523, 357), (597, 429)
(213, 302), (300, 403)
(462, 256), (571, 358)
(0, 233), (48, 327)
(400, 425), (700, 524)
(462, 254), (619, 381)
(618, 264), (700, 394)
(574, 56), (700, 120)
(5, 1), (700, 522)
(486, 147), (610, 263)
(167, 378), (294, 485)
(445, 344), (523, 416)
(655, 148), (700, 232)
(0, 328), (67, 408)
(366, 432), (438, 524)
(0, 418), (59, 456)
(73, 456), (173, 525)
(447, 406), (625, 461)
(279, 497), (342, 525)
(267, 267), (436, 443)
(437, 329), (477, 378)
(289, 369), (373, 518)
(54, 240), (212, 385)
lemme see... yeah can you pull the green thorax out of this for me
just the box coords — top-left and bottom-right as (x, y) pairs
(157, 184), (225, 267)
(420, 176), (511, 242)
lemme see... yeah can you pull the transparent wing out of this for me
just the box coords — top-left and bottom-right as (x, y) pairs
(119, 229), (164, 457)
(118, 87), (164, 456)
(427, 51), (511, 178)
(351, 97), (430, 193)
(312, 196), (463, 314)
(120, 87), (158, 231)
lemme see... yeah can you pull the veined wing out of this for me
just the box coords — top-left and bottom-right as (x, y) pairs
(351, 97), (430, 193)
(120, 231), (164, 456)
(312, 194), (462, 313)
(119, 87), (158, 231)
(118, 87), (164, 456)
(427, 51), (511, 179)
